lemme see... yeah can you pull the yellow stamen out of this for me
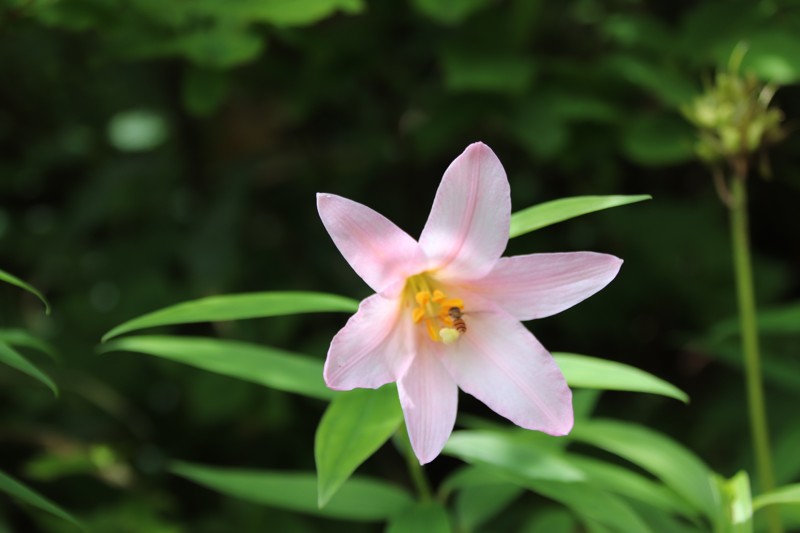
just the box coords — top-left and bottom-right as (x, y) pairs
(404, 272), (466, 343)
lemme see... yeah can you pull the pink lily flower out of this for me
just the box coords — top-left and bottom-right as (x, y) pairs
(317, 142), (622, 464)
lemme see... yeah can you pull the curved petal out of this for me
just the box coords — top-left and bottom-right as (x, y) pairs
(468, 252), (623, 321)
(419, 142), (511, 280)
(398, 343), (458, 465)
(441, 303), (573, 436)
(318, 193), (426, 294)
(324, 294), (414, 390)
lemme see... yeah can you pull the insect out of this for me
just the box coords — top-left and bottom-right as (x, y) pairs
(448, 306), (467, 334)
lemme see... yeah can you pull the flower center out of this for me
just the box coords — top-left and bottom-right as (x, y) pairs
(404, 273), (465, 344)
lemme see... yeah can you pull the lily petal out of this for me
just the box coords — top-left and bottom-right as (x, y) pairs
(441, 304), (573, 436)
(324, 294), (413, 390)
(419, 142), (511, 280)
(398, 344), (458, 465)
(469, 252), (623, 320)
(318, 193), (426, 294)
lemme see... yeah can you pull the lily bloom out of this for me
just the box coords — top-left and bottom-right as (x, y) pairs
(317, 142), (622, 464)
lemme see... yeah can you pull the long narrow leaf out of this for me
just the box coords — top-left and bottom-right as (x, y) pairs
(443, 430), (585, 483)
(520, 479), (654, 533)
(571, 419), (721, 525)
(170, 461), (412, 522)
(387, 502), (451, 533)
(100, 336), (331, 400)
(0, 341), (57, 396)
(0, 470), (83, 530)
(102, 291), (359, 341)
(509, 195), (651, 238)
(0, 268), (50, 314)
(315, 386), (403, 507)
(566, 455), (697, 518)
(553, 353), (688, 403)
(753, 484), (800, 511)
(0, 329), (58, 361)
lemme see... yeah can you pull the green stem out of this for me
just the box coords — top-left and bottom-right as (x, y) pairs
(399, 424), (433, 502)
(729, 176), (782, 533)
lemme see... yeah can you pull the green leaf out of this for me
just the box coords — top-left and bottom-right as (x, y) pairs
(509, 195), (651, 238)
(386, 502), (451, 533)
(102, 291), (359, 341)
(182, 67), (229, 118)
(0, 329), (58, 361)
(107, 109), (168, 152)
(197, 0), (365, 27)
(520, 479), (654, 533)
(100, 336), (331, 400)
(443, 430), (585, 483)
(571, 419), (721, 524)
(455, 483), (522, 532)
(0, 469), (83, 530)
(442, 51), (535, 94)
(753, 484), (800, 511)
(708, 302), (800, 341)
(716, 471), (753, 533)
(553, 353), (689, 403)
(0, 341), (57, 396)
(734, 31), (800, 84)
(0, 268), (50, 314)
(621, 113), (695, 166)
(412, 0), (491, 25)
(566, 455), (697, 517)
(315, 386), (403, 507)
(170, 461), (412, 521)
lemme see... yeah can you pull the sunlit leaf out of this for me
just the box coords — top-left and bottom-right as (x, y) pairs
(716, 471), (753, 533)
(102, 291), (359, 341)
(0, 470), (83, 530)
(753, 484), (800, 511)
(571, 419), (721, 524)
(0, 341), (57, 396)
(315, 386), (403, 507)
(170, 461), (412, 521)
(509, 195), (651, 238)
(553, 353), (689, 403)
(100, 336), (331, 400)
(386, 501), (451, 533)
(443, 430), (585, 483)
(107, 109), (168, 152)
(0, 268), (50, 314)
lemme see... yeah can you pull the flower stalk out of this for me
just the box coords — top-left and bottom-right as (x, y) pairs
(728, 171), (781, 533)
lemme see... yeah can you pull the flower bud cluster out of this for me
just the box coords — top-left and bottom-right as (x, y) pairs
(682, 57), (784, 165)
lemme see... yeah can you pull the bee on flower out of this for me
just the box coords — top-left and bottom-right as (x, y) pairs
(317, 142), (622, 464)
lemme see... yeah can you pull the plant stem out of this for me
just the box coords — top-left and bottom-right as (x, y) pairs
(399, 424), (433, 502)
(729, 175), (782, 533)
